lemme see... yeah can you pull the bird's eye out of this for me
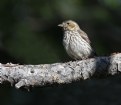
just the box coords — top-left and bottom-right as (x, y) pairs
(67, 22), (70, 25)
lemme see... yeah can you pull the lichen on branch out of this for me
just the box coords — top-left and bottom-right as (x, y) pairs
(0, 53), (121, 89)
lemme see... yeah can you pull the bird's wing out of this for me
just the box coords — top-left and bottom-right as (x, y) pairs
(77, 29), (91, 44)
(78, 29), (97, 56)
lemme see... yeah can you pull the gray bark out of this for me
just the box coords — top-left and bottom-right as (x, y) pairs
(0, 53), (121, 89)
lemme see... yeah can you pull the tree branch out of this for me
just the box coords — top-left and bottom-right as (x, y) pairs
(0, 53), (121, 89)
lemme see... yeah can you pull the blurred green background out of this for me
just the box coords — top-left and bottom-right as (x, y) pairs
(0, 0), (121, 105)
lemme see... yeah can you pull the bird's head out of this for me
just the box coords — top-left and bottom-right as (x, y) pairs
(58, 20), (80, 31)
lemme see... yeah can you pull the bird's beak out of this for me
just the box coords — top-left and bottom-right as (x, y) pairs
(58, 23), (63, 27)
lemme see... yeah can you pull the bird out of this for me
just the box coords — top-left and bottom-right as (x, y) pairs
(58, 20), (96, 60)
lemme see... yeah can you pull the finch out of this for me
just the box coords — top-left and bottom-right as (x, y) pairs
(58, 20), (96, 60)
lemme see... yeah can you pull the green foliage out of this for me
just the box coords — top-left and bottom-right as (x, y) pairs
(99, 0), (121, 9)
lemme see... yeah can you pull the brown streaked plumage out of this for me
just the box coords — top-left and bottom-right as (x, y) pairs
(58, 20), (96, 60)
